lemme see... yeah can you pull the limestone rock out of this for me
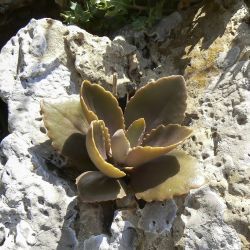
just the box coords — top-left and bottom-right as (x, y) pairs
(137, 200), (177, 234)
(0, 18), (140, 250)
(66, 28), (136, 96)
(183, 187), (241, 249)
(0, 0), (250, 248)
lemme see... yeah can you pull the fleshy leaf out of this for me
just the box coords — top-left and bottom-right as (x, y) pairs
(76, 171), (127, 202)
(80, 96), (98, 123)
(129, 155), (179, 192)
(86, 120), (126, 178)
(103, 124), (111, 157)
(124, 76), (187, 133)
(41, 97), (95, 171)
(111, 129), (131, 164)
(132, 151), (205, 202)
(125, 124), (192, 167)
(81, 80), (124, 135)
(125, 118), (146, 147)
(62, 133), (96, 172)
(142, 124), (192, 147)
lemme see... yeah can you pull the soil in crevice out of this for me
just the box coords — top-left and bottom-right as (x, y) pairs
(0, 99), (8, 142)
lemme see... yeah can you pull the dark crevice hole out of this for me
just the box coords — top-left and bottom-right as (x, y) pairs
(0, 99), (9, 142)
(182, 112), (199, 126)
(0, 227), (5, 246)
(118, 95), (127, 112)
(0, 155), (7, 166)
(202, 153), (210, 160)
(137, 199), (146, 209)
(118, 86), (136, 113)
(101, 201), (116, 235)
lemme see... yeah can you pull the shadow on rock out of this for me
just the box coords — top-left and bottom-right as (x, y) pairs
(56, 199), (79, 250)
(28, 140), (77, 197)
(0, 98), (9, 143)
(161, 1), (240, 76)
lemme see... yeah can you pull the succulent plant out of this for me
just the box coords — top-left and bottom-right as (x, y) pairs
(41, 75), (204, 203)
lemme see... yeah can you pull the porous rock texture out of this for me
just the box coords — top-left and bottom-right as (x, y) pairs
(0, 0), (249, 249)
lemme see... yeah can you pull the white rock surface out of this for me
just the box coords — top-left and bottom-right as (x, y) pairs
(0, 18), (81, 250)
(0, 18), (139, 250)
(183, 187), (241, 249)
(137, 200), (177, 234)
(0, 0), (250, 249)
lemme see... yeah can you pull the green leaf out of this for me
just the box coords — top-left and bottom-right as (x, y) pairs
(86, 120), (126, 178)
(131, 16), (148, 31)
(81, 80), (125, 135)
(76, 171), (127, 202)
(124, 76), (187, 134)
(41, 97), (95, 172)
(125, 124), (192, 167)
(68, 2), (92, 24)
(62, 0), (175, 34)
(146, 0), (164, 28)
(70, 1), (77, 11)
(104, 0), (129, 17)
(132, 151), (205, 202)
(125, 118), (145, 147)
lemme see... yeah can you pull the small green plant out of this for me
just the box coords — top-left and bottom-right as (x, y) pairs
(61, 0), (179, 34)
(41, 76), (203, 203)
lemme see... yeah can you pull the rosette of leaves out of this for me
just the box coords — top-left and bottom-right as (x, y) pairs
(41, 76), (203, 203)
